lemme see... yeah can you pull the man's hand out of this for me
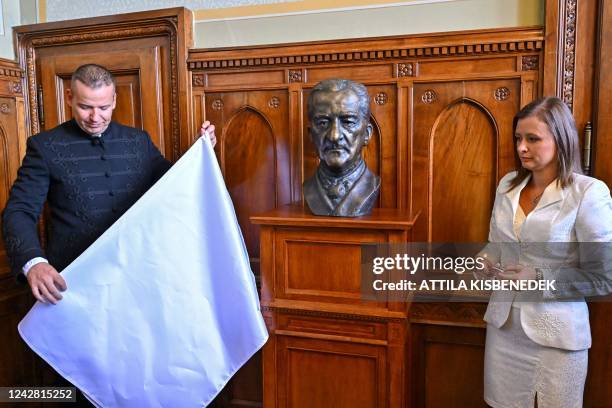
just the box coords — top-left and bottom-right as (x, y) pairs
(200, 121), (217, 148)
(27, 263), (67, 304)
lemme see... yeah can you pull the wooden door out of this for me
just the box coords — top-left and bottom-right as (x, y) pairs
(36, 49), (163, 150)
(16, 7), (193, 160)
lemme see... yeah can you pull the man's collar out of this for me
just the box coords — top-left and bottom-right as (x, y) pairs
(70, 119), (113, 139)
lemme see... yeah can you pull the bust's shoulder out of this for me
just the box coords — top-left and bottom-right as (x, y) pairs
(361, 166), (381, 190)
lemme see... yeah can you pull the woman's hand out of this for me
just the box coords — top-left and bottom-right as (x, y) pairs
(473, 257), (498, 280)
(496, 264), (537, 281)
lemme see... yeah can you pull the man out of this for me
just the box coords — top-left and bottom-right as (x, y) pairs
(2, 64), (216, 304)
(303, 78), (380, 217)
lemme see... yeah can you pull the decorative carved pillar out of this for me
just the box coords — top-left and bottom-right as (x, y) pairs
(543, 0), (577, 109)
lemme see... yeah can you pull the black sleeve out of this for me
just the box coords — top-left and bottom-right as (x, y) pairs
(1, 136), (50, 278)
(145, 133), (172, 186)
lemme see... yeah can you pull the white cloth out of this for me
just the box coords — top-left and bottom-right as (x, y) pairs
(483, 171), (612, 350)
(18, 136), (269, 407)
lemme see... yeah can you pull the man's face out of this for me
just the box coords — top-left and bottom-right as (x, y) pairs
(67, 80), (116, 135)
(310, 89), (372, 172)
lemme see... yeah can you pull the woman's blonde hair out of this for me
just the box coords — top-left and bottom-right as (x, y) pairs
(508, 96), (582, 190)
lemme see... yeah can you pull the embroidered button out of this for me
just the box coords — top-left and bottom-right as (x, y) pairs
(105, 171), (111, 177)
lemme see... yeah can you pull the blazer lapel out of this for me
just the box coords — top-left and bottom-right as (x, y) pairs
(534, 180), (565, 211)
(505, 175), (530, 221)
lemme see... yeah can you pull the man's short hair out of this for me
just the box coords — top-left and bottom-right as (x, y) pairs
(71, 64), (116, 91)
(307, 79), (371, 120)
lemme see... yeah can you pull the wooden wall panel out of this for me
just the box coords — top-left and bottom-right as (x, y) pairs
(199, 89), (291, 276)
(279, 337), (385, 408)
(430, 101), (496, 242)
(412, 324), (486, 408)
(0, 59), (37, 389)
(223, 108), (276, 258)
(411, 78), (521, 242)
(189, 27), (544, 407)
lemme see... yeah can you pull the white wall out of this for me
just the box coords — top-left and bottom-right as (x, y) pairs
(0, 0), (544, 60)
(195, 0), (544, 49)
(0, 0), (23, 60)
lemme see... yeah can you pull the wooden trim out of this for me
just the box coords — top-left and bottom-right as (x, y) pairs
(543, 0), (578, 109)
(410, 303), (487, 328)
(261, 304), (408, 322)
(0, 59), (24, 79)
(188, 27), (544, 70)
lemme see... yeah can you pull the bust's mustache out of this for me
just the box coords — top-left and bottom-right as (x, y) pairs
(322, 141), (350, 153)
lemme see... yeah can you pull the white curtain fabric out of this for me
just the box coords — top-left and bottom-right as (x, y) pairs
(19, 136), (269, 407)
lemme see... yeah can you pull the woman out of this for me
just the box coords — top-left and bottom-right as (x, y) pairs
(482, 96), (612, 408)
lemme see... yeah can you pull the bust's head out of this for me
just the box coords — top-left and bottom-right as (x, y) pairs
(308, 79), (373, 173)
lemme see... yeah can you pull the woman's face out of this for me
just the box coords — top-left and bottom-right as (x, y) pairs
(515, 116), (558, 174)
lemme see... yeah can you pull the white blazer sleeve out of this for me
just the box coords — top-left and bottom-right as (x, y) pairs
(545, 179), (612, 299)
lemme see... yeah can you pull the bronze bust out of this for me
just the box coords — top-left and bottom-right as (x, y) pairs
(303, 79), (380, 217)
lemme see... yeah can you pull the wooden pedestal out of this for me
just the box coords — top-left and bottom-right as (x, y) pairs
(251, 206), (417, 408)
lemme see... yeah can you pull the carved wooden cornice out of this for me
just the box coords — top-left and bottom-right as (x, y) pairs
(16, 19), (181, 158)
(28, 23), (176, 47)
(188, 28), (544, 71)
(0, 61), (24, 99)
(0, 68), (23, 79)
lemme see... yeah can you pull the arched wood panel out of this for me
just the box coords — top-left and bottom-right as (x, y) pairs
(430, 99), (496, 242)
(223, 107), (277, 263)
(412, 78), (521, 242)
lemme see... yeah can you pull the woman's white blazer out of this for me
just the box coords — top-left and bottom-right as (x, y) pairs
(484, 171), (612, 351)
